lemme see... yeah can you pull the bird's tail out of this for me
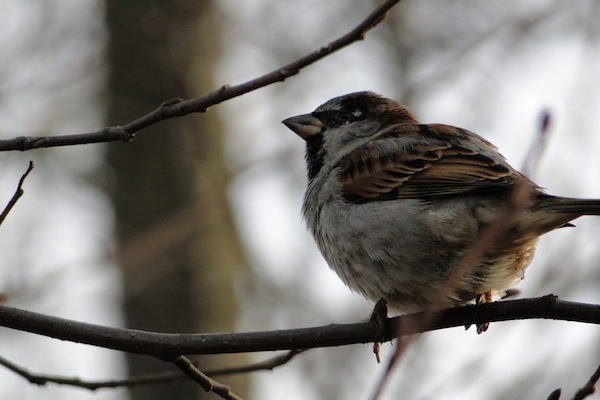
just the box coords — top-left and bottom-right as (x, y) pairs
(534, 195), (600, 216)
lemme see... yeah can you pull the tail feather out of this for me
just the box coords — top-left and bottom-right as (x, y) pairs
(534, 195), (600, 216)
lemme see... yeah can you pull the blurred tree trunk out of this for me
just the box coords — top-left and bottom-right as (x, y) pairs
(105, 1), (247, 399)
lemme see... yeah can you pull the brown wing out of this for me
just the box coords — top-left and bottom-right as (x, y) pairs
(339, 124), (521, 203)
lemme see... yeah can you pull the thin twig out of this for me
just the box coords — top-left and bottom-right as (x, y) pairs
(0, 161), (34, 225)
(548, 389), (563, 400)
(0, 353), (180, 390)
(522, 108), (553, 178)
(171, 355), (243, 400)
(0, 0), (402, 153)
(573, 362), (600, 400)
(545, 362), (600, 400)
(206, 349), (306, 376)
(0, 350), (305, 391)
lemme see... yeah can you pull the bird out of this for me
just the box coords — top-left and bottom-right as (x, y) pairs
(282, 91), (600, 317)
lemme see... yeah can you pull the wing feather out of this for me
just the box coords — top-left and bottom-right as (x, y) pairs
(339, 124), (523, 203)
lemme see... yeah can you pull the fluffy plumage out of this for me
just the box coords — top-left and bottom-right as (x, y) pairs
(283, 91), (600, 312)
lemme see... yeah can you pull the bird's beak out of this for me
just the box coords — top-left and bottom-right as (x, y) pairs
(282, 114), (323, 141)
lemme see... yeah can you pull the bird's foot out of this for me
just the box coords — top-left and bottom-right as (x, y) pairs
(370, 298), (388, 363)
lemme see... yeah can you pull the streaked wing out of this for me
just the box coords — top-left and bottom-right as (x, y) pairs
(339, 124), (522, 203)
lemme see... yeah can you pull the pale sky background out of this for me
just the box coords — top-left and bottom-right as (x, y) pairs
(1, 1), (599, 400)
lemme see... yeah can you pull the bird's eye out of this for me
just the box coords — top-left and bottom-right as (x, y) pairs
(335, 110), (356, 124)
(315, 109), (360, 128)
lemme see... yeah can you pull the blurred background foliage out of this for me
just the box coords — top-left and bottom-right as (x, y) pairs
(0, 1), (599, 400)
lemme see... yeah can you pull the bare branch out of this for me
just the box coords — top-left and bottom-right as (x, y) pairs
(573, 363), (600, 400)
(545, 362), (600, 400)
(548, 389), (563, 400)
(206, 349), (305, 376)
(0, 161), (34, 225)
(0, 297), (597, 397)
(0, 0), (402, 153)
(0, 350), (304, 391)
(0, 353), (168, 390)
(0, 296), (597, 360)
(522, 108), (553, 177)
(171, 355), (243, 400)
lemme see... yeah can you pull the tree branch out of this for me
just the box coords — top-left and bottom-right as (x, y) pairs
(171, 355), (243, 400)
(573, 362), (600, 400)
(0, 161), (34, 225)
(546, 362), (600, 400)
(0, 0), (402, 152)
(0, 350), (304, 391)
(0, 296), (597, 361)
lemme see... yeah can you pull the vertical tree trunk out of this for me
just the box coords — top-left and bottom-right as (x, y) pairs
(105, 2), (247, 399)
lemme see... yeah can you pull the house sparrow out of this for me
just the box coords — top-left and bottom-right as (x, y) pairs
(283, 91), (600, 314)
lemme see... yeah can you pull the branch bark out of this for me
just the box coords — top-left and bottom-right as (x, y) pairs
(0, 161), (34, 225)
(0, 296), (598, 360)
(0, 0), (402, 152)
(171, 356), (243, 400)
(573, 362), (600, 400)
(0, 350), (303, 391)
